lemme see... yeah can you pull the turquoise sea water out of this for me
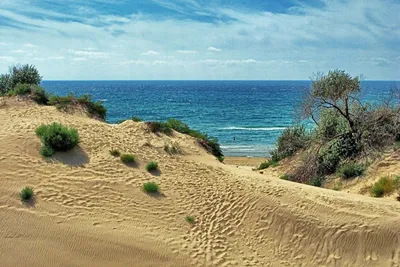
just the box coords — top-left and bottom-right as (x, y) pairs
(41, 80), (397, 157)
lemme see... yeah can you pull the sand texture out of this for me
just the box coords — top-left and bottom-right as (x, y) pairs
(1, 98), (400, 267)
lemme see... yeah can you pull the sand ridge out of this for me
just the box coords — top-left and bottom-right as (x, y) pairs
(1, 98), (400, 266)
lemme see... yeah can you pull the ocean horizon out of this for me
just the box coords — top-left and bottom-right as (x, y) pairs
(42, 80), (398, 157)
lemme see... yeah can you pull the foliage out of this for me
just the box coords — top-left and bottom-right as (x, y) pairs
(120, 154), (135, 164)
(273, 125), (311, 161)
(145, 161), (159, 172)
(143, 182), (159, 193)
(48, 93), (106, 120)
(217, 156), (224, 162)
(0, 74), (12, 95)
(32, 85), (49, 104)
(146, 121), (173, 135)
(0, 64), (42, 95)
(109, 149), (121, 157)
(40, 145), (55, 157)
(8, 83), (31, 96)
(371, 176), (400, 197)
(35, 123), (80, 156)
(131, 116), (143, 122)
(280, 174), (289, 180)
(336, 162), (365, 179)
(258, 160), (279, 170)
(185, 216), (195, 223)
(20, 186), (34, 201)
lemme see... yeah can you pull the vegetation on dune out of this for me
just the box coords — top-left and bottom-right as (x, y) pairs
(147, 118), (223, 158)
(371, 176), (400, 198)
(0, 64), (107, 120)
(131, 116), (143, 122)
(109, 148), (121, 157)
(36, 123), (80, 157)
(258, 160), (279, 170)
(185, 216), (195, 223)
(48, 93), (106, 120)
(20, 186), (34, 202)
(273, 69), (400, 187)
(164, 142), (183, 155)
(120, 154), (135, 164)
(143, 182), (159, 193)
(145, 161), (158, 172)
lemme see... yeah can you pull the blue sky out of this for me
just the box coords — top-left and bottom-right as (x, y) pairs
(0, 0), (399, 80)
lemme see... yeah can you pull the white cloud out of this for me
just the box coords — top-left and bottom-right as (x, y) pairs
(176, 50), (198, 54)
(24, 43), (38, 48)
(208, 47), (221, 52)
(11, 50), (26, 53)
(142, 50), (159, 56)
(66, 49), (109, 58)
(72, 57), (88, 61)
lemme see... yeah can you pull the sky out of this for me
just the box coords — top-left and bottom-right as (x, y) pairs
(0, 0), (399, 80)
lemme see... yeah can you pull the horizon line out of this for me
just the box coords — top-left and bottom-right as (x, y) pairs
(42, 79), (400, 82)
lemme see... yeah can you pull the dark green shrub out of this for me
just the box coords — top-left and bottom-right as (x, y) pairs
(336, 162), (365, 179)
(274, 125), (310, 160)
(166, 118), (191, 134)
(185, 216), (195, 223)
(32, 85), (49, 104)
(217, 156), (224, 162)
(258, 160), (279, 170)
(20, 186), (34, 201)
(371, 176), (400, 197)
(109, 149), (120, 157)
(280, 174), (289, 180)
(143, 182), (159, 193)
(35, 123), (80, 156)
(0, 74), (12, 95)
(8, 83), (31, 96)
(120, 154), (135, 163)
(10, 64), (42, 87)
(310, 177), (323, 187)
(131, 116), (143, 122)
(48, 93), (106, 120)
(317, 145), (341, 175)
(146, 161), (158, 172)
(147, 121), (172, 134)
(40, 145), (55, 157)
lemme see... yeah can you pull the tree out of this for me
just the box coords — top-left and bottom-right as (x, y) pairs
(0, 64), (42, 95)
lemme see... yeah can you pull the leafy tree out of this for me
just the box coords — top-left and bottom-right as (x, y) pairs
(0, 64), (42, 95)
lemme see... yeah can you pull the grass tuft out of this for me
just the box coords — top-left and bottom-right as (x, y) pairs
(371, 176), (400, 197)
(146, 161), (158, 172)
(258, 160), (279, 170)
(336, 162), (365, 179)
(120, 154), (135, 164)
(20, 186), (34, 201)
(109, 149), (121, 157)
(185, 216), (195, 223)
(143, 182), (159, 193)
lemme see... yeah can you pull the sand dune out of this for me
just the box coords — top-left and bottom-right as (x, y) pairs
(1, 98), (400, 267)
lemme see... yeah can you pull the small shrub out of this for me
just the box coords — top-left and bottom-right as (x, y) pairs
(258, 160), (279, 170)
(32, 85), (49, 104)
(164, 142), (182, 155)
(218, 156), (224, 162)
(274, 125), (310, 160)
(120, 154), (135, 164)
(143, 182), (159, 193)
(20, 186), (34, 201)
(35, 123), (80, 156)
(371, 176), (400, 197)
(8, 83), (31, 96)
(185, 216), (195, 223)
(336, 162), (365, 179)
(146, 161), (158, 172)
(109, 149), (120, 157)
(310, 177), (323, 187)
(280, 174), (289, 180)
(40, 145), (55, 157)
(131, 116), (143, 122)
(147, 121), (172, 134)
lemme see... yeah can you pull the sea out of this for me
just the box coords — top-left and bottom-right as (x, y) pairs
(41, 80), (398, 157)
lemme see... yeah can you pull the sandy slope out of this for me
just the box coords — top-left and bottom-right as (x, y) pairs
(1, 98), (400, 267)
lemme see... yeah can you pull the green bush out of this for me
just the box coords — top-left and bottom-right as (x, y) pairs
(40, 145), (55, 157)
(217, 156), (224, 162)
(131, 116), (143, 122)
(32, 85), (49, 104)
(147, 121), (172, 134)
(280, 174), (289, 180)
(48, 93), (106, 120)
(258, 160), (279, 170)
(185, 216), (195, 223)
(371, 176), (400, 197)
(109, 149), (120, 157)
(20, 186), (34, 201)
(146, 161), (158, 172)
(274, 125), (310, 160)
(10, 64), (42, 87)
(143, 182), (159, 193)
(317, 145), (341, 175)
(8, 83), (31, 96)
(120, 154), (135, 164)
(35, 123), (80, 156)
(336, 162), (365, 179)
